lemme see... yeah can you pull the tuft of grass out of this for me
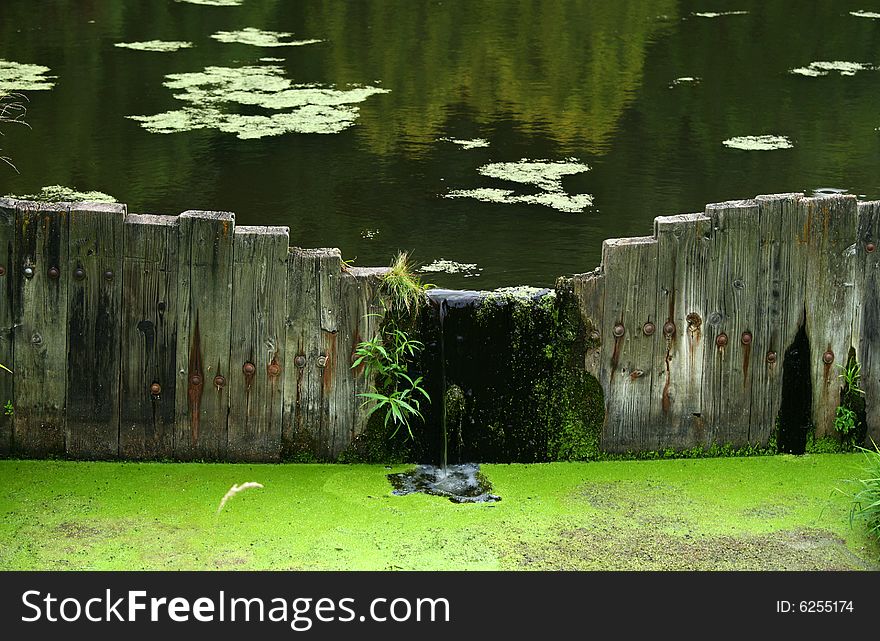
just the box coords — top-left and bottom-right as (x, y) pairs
(381, 251), (431, 316)
(848, 440), (880, 541)
(0, 92), (29, 173)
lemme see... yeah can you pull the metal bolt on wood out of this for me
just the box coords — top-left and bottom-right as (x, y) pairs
(715, 333), (728, 348)
(73, 267), (85, 281)
(741, 332), (753, 345)
(190, 374), (202, 386)
(214, 375), (226, 388)
(766, 351), (777, 364)
(150, 383), (161, 395)
(663, 321), (676, 337)
(642, 322), (655, 336)
(23, 266), (34, 279)
(47, 267), (59, 279)
(294, 355), (306, 368)
(267, 362), (282, 377)
(0, 265), (5, 276)
(612, 323), (625, 338)
(867, 242), (876, 253)
(104, 270), (114, 281)
(242, 362), (256, 375)
(823, 351), (834, 364)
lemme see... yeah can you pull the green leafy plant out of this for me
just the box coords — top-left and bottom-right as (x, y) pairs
(847, 439), (880, 541)
(834, 406), (858, 436)
(3, 400), (12, 417)
(834, 357), (865, 441)
(838, 359), (864, 405)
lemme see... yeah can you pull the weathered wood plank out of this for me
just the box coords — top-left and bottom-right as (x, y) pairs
(749, 193), (805, 445)
(174, 210), (235, 460)
(0, 199), (15, 454)
(13, 201), (68, 456)
(66, 202), (125, 458)
(856, 201), (880, 445)
(800, 195), (859, 438)
(651, 213), (711, 449)
(599, 236), (658, 452)
(701, 199), (761, 447)
(571, 268), (604, 381)
(282, 248), (338, 459)
(227, 225), (289, 461)
(120, 214), (178, 459)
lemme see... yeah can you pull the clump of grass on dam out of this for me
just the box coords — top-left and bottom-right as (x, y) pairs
(0, 454), (876, 570)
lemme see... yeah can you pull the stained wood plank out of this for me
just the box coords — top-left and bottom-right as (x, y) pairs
(13, 201), (68, 456)
(651, 213), (711, 449)
(599, 236), (658, 452)
(174, 210), (235, 460)
(0, 199), (15, 455)
(749, 194), (805, 445)
(120, 214), (178, 459)
(66, 202), (125, 458)
(856, 201), (880, 445)
(800, 195), (859, 438)
(227, 225), (289, 461)
(701, 199), (761, 447)
(571, 268), (604, 380)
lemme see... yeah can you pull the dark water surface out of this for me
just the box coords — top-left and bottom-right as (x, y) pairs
(1, 0), (879, 288)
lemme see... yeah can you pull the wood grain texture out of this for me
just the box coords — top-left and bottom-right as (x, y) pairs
(174, 210), (235, 460)
(856, 201), (880, 444)
(0, 199), (15, 454)
(571, 268), (604, 380)
(13, 201), (68, 456)
(66, 202), (125, 458)
(651, 213), (711, 449)
(227, 225), (289, 461)
(120, 214), (178, 459)
(599, 236), (658, 452)
(701, 199), (761, 447)
(800, 195), (859, 438)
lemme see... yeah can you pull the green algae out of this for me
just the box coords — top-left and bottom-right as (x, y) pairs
(0, 59), (56, 92)
(790, 61), (875, 77)
(419, 259), (482, 278)
(114, 40), (193, 52)
(5, 185), (116, 203)
(210, 27), (322, 48)
(175, 0), (242, 6)
(722, 135), (793, 150)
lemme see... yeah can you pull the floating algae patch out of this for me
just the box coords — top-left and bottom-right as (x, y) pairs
(722, 135), (793, 151)
(445, 159), (593, 213)
(210, 28), (323, 48)
(790, 61), (876, 77)
(260, 57), (285, 62)
(128, 65), (390, 139)
(388, 464), (500, 504)
(114, 41), (193, 53)
(851, 10), (880, 19)
(176, 0), (242, 6)
(5, 185), (117, 203)
(669, 76), (700, 88)
(420, 259), (482, 278)
(691, 11), (748, 18)
(0, 60), (56, 92)
(439, 137), (490, 149)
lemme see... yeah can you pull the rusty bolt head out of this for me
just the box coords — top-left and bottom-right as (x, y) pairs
(294, 355), (306, 368)
(150, 383), (161, 395)
(0, 265), (5, 276)
(73, 267), (85, 281)
(268, 362), (282, 377)
(612, 323), (625, 338)
(766, 351), (777, 364)
(663, 321), (676, 337)
(47, 267), (59, 279)
(23, 266), (34, 279)
(189, 374), (202, 386)
(642, 322), (655, 336)
(715, 333), (729, 348)
(823, 350), (834, 365)
(317, 355), (328, 368)
(867, 242), (876, 253)
(741, 332), (753, 346)
(213, 375), (226, 388)
(242, 362), (256, 375)
(104, 270), (114, 282)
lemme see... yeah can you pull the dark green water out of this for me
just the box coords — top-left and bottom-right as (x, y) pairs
(1, 0), (879, 288)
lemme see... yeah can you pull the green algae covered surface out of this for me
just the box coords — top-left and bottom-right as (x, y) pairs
(0, 455), (876, 570)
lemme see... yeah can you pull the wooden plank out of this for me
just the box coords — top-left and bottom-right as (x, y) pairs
(227, 225), (289, 462)
(800, 195), (859, 438)
(572, 269), (604, 381)
(174, 210), (235, 460)
(12, 201), (68, 456)
(749, 193), (805, 445)
(701, 199), (761, 447)
(598, 236), (658, 452)
(856, 201), (880, 445)
(66, 202), (125, 458)
(0, 199), (15, 454)
(120, 214), (178, 459)
(651, 213), (711, 449)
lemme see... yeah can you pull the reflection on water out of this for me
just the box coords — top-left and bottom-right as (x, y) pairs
(0, 0), (879, 288)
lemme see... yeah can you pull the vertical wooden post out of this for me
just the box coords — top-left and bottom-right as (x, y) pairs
(175, 210), (234, 460)
(13, 201), (68, 456)
(801, 195), (859, 438)
(0, 199), (16, 454)
(120, 214), (178, 459)
(66, 202), (125, 458)
(572, 268), (604, 381)
(227, 225), (289, 461)
(599, 236), (658, 452)
(856, 201), (880, 445)
(651, 213), (711, 449)
(701, 199), (761, 447)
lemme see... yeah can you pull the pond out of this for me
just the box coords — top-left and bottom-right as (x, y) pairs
(1, 0), (879, 288)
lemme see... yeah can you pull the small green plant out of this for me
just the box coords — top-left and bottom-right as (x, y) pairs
(381, 251), (432, 316)
(3, 400), (12, 416)
(847, 439), (880, 541)
(838, 359), (864, 405)
(834, 357), (865, 441)
(834, 406), (858, 437)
